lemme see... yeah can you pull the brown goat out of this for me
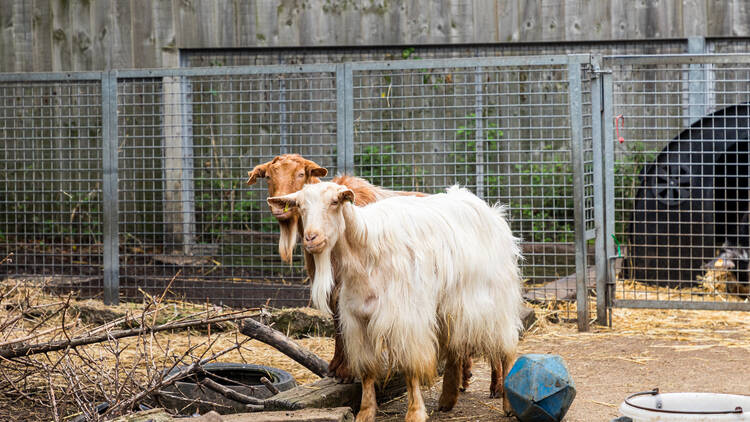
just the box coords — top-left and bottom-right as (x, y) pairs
(247, 154), (474, 393)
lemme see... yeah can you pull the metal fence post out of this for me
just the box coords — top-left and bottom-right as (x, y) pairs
(602, 72), (615, 323)
(591, 68), (607, 326)
(474, 66), (485, 200)
(101, 71), (120, 305)
(568, 59), (589, 332)
(336, 64), (355, 175)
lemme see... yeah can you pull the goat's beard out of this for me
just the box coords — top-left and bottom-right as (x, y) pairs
(310, 248), (335, 318)
(278, 216), (298, 264)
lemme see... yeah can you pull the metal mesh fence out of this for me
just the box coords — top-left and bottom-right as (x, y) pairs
(350, 57), (595, 313)
(115, 68), (338, 306)
(0, 76), (104, 295)
(607, 55), (750, 310)
(0, 58), (596, 315)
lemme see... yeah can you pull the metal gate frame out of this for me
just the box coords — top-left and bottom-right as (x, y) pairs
(602, 53), (750, 314)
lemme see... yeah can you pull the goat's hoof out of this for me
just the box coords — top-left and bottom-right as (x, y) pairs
(489, 390), (502, 399)
(355, 407), (376, 422)
(437, 394), (458, 412)
(405, 409), (428, 422)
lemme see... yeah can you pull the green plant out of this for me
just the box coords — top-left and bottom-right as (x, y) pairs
(451, 114), (575, 243)
(354, 145), (426, 190)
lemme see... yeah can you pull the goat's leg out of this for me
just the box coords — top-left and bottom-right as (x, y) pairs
(355, 374), (377, 422)
(327, 281), (354, 383)
(460, 354), (473, 391)
(438, 353), (462, 411)
(489, 360), (502, 399)
(405, 375), (428, 422)
(501, 351), (516, 414)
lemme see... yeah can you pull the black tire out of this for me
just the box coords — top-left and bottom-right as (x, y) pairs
(156, 362), (297, 415)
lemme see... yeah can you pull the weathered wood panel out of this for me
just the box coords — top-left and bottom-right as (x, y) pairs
(2, 0), (750, 71)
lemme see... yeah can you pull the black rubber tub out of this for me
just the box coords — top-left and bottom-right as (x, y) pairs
(155, 362), (297, 415)
(625, 104), (750, 287)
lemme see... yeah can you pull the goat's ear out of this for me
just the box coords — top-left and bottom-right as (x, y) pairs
(246, 162), (269, 185)
(304, 159), (328, 178)
(338, 188), (355, 204)
(267, 194), (298, 210)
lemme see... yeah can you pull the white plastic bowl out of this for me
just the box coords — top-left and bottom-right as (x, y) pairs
(620, 391), (750, 421)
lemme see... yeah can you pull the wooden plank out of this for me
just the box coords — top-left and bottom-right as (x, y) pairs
(50, 0), (71, 71)
(194, 0), (221, 48)
(31, 0), (52, 71)
(448, 0), (474, 43)
(254, 0), (278, 47)
(70, 0), (93, 71)
(109, 0), (133, 69)
(519, 0), (541, 41)
(732, 0), (750, 36)
(472, 0), (498, 42)
(153, 0), (177, 66)
(496, 0), (520, 42)
(707, 0), (732, 36)
(523, 266), (597, 303)
(565, 0), (609, 41)
(541, 0), (564, 41)
(265, 376), (407, 413)
(682, 0), (707, 36)
(12, 0), (33, 72)
(0, 0), (14, 72)
(223, 407), (354, 422)
(131, 0), (158, 68)
(234, 0), (256, 46)
(91, 0), (112, 70)
(173, 0), (199, 48)
(643, 0), (682, 38)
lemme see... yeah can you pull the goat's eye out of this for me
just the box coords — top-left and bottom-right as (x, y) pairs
(297, 172), (305, 178)
(330, 200), (339, 206)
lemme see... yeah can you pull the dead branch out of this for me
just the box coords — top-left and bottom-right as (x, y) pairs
(198, 377), (265, 410)
(240, 317), (329, 378)
(260, 376), (279, 395)
(0, 312), (254, 360)
(104, 340), (248, 417)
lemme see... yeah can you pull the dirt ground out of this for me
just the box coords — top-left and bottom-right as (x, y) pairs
(376, 328), (748, 421)
(2, 281), (749, 421)
(302, 307), (750, 422)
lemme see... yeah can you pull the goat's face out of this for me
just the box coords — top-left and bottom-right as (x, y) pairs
(268, 182), (355, 254)
(247, 154), (328, 221)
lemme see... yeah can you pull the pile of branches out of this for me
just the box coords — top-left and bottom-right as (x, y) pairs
(0, 275), (260, 421)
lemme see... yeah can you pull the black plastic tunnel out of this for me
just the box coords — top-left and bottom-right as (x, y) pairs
(624, 104), (750, 287)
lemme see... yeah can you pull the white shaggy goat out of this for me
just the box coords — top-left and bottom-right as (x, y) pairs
(268, 182), (523, 422)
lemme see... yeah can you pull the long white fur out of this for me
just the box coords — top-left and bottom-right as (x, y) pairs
(287, 182), (523, 382)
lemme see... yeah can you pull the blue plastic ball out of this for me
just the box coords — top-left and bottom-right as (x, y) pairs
(504, 354), (576, 422)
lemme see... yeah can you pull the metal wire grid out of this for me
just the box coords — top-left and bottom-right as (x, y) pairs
(0, 58), (596, 312)
(0, 78), (104, 292)
(349, 58), (593, 310)
(608, 56), (750, 310)
(116, 69), (338, 306)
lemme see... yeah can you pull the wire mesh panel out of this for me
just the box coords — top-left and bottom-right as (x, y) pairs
(607, 55), (750, 310)
(0, 75), (104, 293)
(115, 67), (338, 306)
(349, 57), (595, 310)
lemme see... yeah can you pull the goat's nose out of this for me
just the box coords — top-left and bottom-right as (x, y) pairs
(305, 232), (318, 242)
